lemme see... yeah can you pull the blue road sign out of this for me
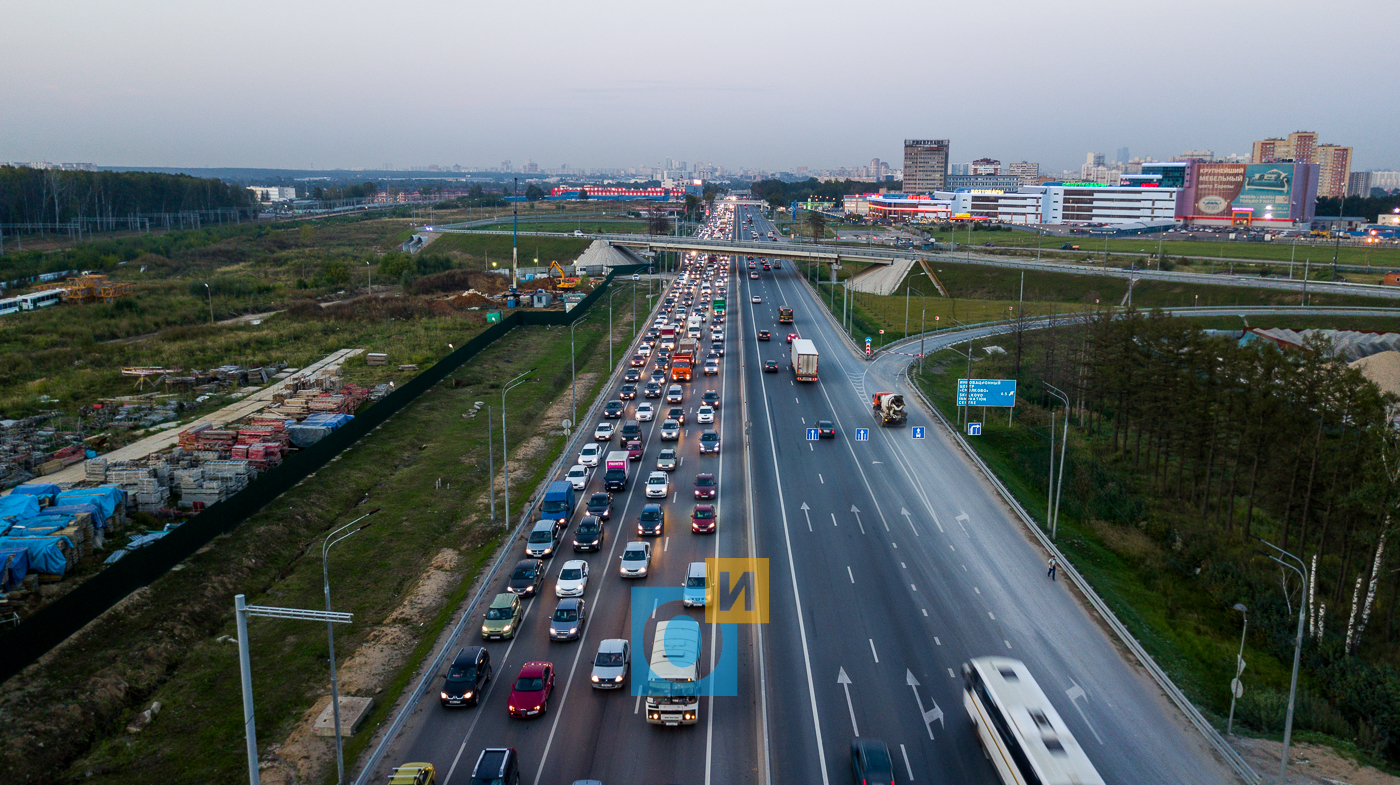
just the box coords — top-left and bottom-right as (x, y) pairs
(865, 336), (872, 344)
(806, 428), (819, 441)
(968, 422), (983, 436)
(956, 379), (1017, 407)
(911, 426), (925, 439)
(855, 428), (870, 441)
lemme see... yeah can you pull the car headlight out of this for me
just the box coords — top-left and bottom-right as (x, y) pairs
(568, 627), (577, 634)
(464, 691), (473, 698)
(440, 692), (449, 699)
(615, 675), (625, 682)
(502, 624), (512, 633)
(591, 674), (600, 683)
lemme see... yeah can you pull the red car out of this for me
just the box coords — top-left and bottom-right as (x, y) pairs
(630, 354), (647, 367)
(694, 473), (717, 499)
(786, 333), (799, 343)
(508, 661), (555, 719)
(691, 504), (716, 533)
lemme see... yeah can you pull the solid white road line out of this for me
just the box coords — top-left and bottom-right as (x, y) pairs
(901, 743), (915, 781)
(869, 638), (879, 663)
(847, 567), (854, 583)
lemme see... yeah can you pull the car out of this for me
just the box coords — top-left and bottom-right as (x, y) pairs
(699, 430), (720, 454)
(758, 330), (771, 341)
(388, 762), (436, 785)
(706, 350), (720, 362)
(481, 592), (523, 640)
(578, 442), (602, 467)
(585, 492), (613, 520)
(548, 598), (587, 641)
(701, 390), (720, 409)
(786, 333), (799, 343)
(666, 385), (684, 403)
(691, 504), (716, 534)
(696, 405), (715, 424)
(525, 520), (564, 558)
(817, 420), (836, 438)
(644, 472), (670, 499)
(507, 559), (544, 596)
(643, 382), (662, 398)
(508, 662), (555, 718)
(630, 354), (646, 367)
(751, 295), (762, 303)
(440, 646), (491, 707)
(711, 340), (725, 356)
(593, 421), (614, 441)
(636, 401), (656, 421)
(619, 383), (637, 401)
(603, 400), (624, 419)
(619, 541), (652, 577)
(773, 261), (781, 269)
(656, 448), (678, 471)
(693, 472), (717, 499)
(554, 560), (589, 598)
(562, 458), (590, 489)
(703, 361), (719, 375)
(591, 638), (630, 690)
(649, 368), (667, 383)
(637, 502), (666, 536)
(572, 515), (605, 552)
(763, 359), (779, 373)
(653, 356), (671, 371)
(683, 561), (709, 607)
(750, 272), (760, 279)
(468, 748), (520, 785)
(711, 330), (725, 342)
(850, 739), (895, 785)
(638, 341), (653, 354)
(665, 406), (685, 425)
(660, 419), (681, 441)
(624, 368), (641, 383)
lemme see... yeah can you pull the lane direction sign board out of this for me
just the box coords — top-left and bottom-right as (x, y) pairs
(912, 426), (925, 439)
(806, 428), (819, 441)
(968, 422), (982, 436)
(855, 428), (870, 441)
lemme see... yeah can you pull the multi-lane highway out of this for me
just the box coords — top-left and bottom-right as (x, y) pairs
(367, 202), (1234, 784)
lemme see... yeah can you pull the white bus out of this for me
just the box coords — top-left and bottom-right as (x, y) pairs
(963, 657), (1104, 785)
(0, 297), (21, 316)
(18, 290), (62, 310)
(644, 619), (700, 726)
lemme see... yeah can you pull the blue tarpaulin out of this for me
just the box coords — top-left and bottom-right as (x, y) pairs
(0, 548), (30, 590)
(0, 495), (40, 524)
(43, 502), (103, 524)
(10, 483), (60, 502)
(55, 487), (123, 521)
(0, 536), (70, 575)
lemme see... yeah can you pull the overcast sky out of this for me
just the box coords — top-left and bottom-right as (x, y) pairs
(4, 0), (1398, 174)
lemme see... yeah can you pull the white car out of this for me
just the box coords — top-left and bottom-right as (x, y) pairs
(578, 442), (602, 467)
(636, 402), (656, 422)
(660, 419), (681, 441)
(555, 560), (589, 597)
(565, 464), (590, 491)
(656, 448), (678, 471)
(645, 471), (670, 499)
(703, 361), (719, 376)
(619, 541), (652, 577)
(751, 295), (762, 304)
(697, 406), (715, 424)
(594, 421), (615, 441)
(711, 330), (725, 342)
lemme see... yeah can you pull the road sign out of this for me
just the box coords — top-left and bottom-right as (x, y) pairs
(956, 379), (1017, 407)
(806, 428), (819, 441)
(865, 336), (872, 344)
(912, 426), (925, 439)
(561, 419), (572, 430)
(967, 422), (982, 436)
(855, 428), (870, 441)
(1230, 678), (1244, 699)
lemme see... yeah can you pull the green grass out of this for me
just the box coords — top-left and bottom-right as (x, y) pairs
(490, 220), (649, 234)
(429, 233), (591, 267)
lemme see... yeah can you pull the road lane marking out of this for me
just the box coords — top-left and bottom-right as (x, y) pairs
(935, 637), (941, 645)
(818, 474), (824, 483)
(1005, 639), (1012, 648)
(847, 566), (854, 583)
(931, 510), (943, 532)
(901, 744), (915, 781)
(948, 668), (956, 678)
(988, 612), (995, 620)
(901, 562), (907, 568)
(869, 639), (879, 663)
(922, 609), (928, 617)
(664, 536), (669, 552)
(956, 512), (970, 534)
(911, 583), (917, 591)
(837, 668), (859, 737)
(809, 443), (813, 451)
(974, 586), (980, 594)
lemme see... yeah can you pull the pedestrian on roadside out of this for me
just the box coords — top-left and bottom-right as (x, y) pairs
(1046, 556), (1057, 581)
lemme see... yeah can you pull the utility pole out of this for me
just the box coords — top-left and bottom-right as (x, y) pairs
(204, 283), (213, 324)
(512, 177), (519, 289)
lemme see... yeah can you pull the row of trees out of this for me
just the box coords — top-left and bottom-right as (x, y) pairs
(1316, 193), (1400, 223)
(750, 177), (900, 209)
(0, 166), (254, 227)
(1012, 310), (1399, 757)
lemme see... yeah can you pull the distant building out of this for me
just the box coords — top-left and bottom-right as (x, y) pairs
(970, 158), (1001, 175)
(1347, 171), (1372, 197)
(1007, 161), (1040, 185)
(945, 174), (1024, 192)
(1371, 171), (1400, 192)
(1081, 153), (1105, 180)
(1250, 131), (1350, 197)
(903, 139), (950, 194)
(1175, 149), (1216, 162)
(1139, 162), (1189, 189)
(1314, 145), (1352, 199)
(247, 186), (297, 202)
(1116, 147), (1130, 164)
(1251, 132), (1318, 165)
(948, 163), (971, 176)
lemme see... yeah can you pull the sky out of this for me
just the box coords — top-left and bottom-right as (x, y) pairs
(4, 0), (1399, 174)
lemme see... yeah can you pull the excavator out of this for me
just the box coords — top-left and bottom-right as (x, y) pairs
(550, 260), (581, 289)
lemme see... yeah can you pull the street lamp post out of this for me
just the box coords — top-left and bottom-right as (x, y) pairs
(1044, 383), (1071, 539)
(501, 369), (535, 529)
(1254, 536), (1308, 783)
(569, 318), (578, 428)
(607, 283), (632, 369)
(203, 283), (213, 324)
(322, 509), (379, 785)
(1226, 603), (1248, 736)
(366, 260), (372, 294)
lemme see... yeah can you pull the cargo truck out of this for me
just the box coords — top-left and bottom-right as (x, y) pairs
(790, 338), (819, 382)
(671, 339), (697, 382)
(644, 619), (700, 726)
(603, 451), (631, 491)
(539, 480), (577, 527)
(659, 326), (677, 350)
(872, 392), (907, 426)
(712, 298), (726, 316)
(777, 306), (793, 324)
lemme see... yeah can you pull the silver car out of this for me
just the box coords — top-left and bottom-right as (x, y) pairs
(660, 419), (681, 441)
(666, 385), (684, 403)
(656, 448), (678, 471)
(548, 598), (586, 641)
(590, 638), (629, 689)
(619, 541), (651, 578)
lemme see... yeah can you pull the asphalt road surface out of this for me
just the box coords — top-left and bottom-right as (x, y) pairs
(370, 204), (1234, 785)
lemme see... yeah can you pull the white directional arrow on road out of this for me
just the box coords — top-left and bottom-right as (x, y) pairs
(838, 667), (859, 737)
(801, 502), (813, 531)
(1065, 679), (1104, 744)
(901, 507), (920, 536)
(906, 669), (944, 739)
(850, 505), (863, 532)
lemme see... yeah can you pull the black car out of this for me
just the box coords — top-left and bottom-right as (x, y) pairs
(850, 739), (895, 785)
(711, 341), (725, 357)
(637, 503), (665, 536)
(470, 747), (521, 785)
(701, 390), (720, 409)
(624, 368), (642, 383)
(763, 359), (779, 373)
(586, 492), (613, 520)
(441, 646), (491, 707)
(603, 400), (624, 419)
(666, 406), (686, 425)
(817, 420), (836, 438)
(757, 330), (771, 341)
(506, 559), (544, 596)
(644, 382), (663, 398)
(572, 515), (605, 552)
(619, 383), (637, 400)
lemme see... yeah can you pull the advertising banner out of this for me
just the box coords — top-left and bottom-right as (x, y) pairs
(1192, 163), (1296, 217)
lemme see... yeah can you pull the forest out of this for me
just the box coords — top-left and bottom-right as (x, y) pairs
(0, 166), (254, 226)
(749, 177), (899, 208)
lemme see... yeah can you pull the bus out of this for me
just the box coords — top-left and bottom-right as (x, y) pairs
(962, 657), (1104, 785)
(777, 306), (793, 324)
(644, 619), (700, 726)
(18, 290), (62, 311)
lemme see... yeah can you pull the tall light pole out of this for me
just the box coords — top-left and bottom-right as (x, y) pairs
(501, 369), (535, 529)
(487, 405), (495, 522)
(203, 282), (213, 324)
(511, 177), (519, 290)
(1226, 603), (1248, 736)
(568, 318), (578, 428)
(322, 508), (379, 784)
(366, 260), (372, 294)
(1254, 536), (1308, 784)
(607, 283), (632, 369)
(1044, 382), (1071, 539)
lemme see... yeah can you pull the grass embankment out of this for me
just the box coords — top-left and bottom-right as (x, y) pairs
(486, 220), (649, 234)
(0, 299), (640, 783)
(428, 233), (591, 268)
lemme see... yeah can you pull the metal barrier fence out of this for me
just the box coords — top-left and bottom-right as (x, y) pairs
(0, 264), (646, 683)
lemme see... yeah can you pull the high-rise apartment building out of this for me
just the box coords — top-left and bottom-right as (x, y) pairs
(1314, 144), (1352, 199)
(1007, 161), (1039, 185)
(1252, 131), (1318, 165)
(903, 139), (950, 194)
(1081, 153), (1106, 180)
(1116, 147), (1130, 164)
(1347, 171), (1372, 197)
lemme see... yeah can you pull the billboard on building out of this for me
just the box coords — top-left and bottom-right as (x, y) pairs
(1183, 162), (1316, 224)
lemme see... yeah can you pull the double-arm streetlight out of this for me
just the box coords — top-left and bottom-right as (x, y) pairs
(501, 369), (535, 528)
(322, 508), (379, 784)
(1044, 383), (1070, 540)
(1254, 536), (1308, 784)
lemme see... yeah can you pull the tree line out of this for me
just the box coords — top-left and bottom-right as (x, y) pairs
(1315, 193), (1400, 223)
(1012, 309), (1400, 759)
(750, 177), (901, 209)
(0, 166), (254, 227)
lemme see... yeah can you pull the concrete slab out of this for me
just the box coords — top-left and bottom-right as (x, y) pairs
(312, 695), (374, 738)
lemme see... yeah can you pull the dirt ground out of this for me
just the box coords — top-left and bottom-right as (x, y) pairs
(1232, 737), (1400, 784)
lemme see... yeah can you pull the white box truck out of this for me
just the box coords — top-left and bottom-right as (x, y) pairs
(790, 338), (819, 382)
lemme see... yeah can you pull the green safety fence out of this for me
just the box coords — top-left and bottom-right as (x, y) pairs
(0, 263), (650, 683)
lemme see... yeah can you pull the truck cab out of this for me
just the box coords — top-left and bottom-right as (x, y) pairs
(603, 451), (630, 490)
(539, 480), (577, 528)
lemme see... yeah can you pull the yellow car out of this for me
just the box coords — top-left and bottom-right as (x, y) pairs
(481, 593), (523, 640)
(388, 762), (435, 785)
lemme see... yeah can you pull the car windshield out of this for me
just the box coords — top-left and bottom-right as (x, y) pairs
(623, 549), (646, 560)
(577, 521), (598, 534)
(515, 677), (544, 692)
(660, 450), (675, 458)
(595, 651), (624, 667)
(687, 576), (706, 588)
(702, 434), (717, 442)
(528, 530), (553, 542)
(560, 568), (582, 580)
(448, 664), (476, 680)
(486, 606), (512, 620)
(696, 476), (714, 486)
(640, 509), (660, 521)
(511, 566), (534, 580)
(553, 608), (578, 622)
(694, 508), (713, 518)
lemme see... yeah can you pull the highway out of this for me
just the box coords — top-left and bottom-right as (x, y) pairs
(367, 204), (1236, 784)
